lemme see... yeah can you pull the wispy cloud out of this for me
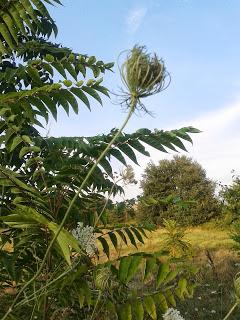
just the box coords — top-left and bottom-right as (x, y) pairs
(126, 7), (147, 34)
(121, 100), (240, 199)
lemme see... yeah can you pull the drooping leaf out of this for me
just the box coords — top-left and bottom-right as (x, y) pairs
(144, 296), (157, 320)
(126, 255), (142, 282)
(156, 263), (170, 288)
(132, 300), (144, 320)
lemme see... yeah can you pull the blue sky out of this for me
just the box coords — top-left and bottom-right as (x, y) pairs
(47, 0), (240, 197)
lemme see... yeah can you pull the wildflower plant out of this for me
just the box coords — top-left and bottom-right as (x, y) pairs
(163, 308), (185, 320)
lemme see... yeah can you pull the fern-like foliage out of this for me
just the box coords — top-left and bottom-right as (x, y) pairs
(0, 1), (199, 319)
(0, 0), (60, 53)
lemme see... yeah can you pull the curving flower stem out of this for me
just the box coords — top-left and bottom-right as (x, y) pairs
(223, 302), (238, 320)
(1, 96), (137, 320)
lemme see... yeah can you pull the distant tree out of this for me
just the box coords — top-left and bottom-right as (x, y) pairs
(138, 155), (220, 225)
(221, 173), (240, 221)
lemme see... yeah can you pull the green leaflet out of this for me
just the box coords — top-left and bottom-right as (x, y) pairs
(87, 56), (97, 64)
(178, 278), (188, 297)
(117, 303), (132, 320)
(0, 166), (37, 193)
(48, 222), (81, 265)
(21, 0), (39, 25)
(0, 178), (15, 187)
(166, 133), (188, 151)
(8, 6), (27, 36)
(61, 89), (78, 114)
(82, 86), (102, 105)
(0, 23), (15, 50)
(70, 87), (90, 110)
(164, 268), (179, 285)
(52, 91), (69, 115)
(144, 296), (157, 320)
(31, 0), (51, 18)
(140, 135), (168, 153)
(92, 84), (110, 97)
(132, 300), (144, 320)
(98, 236), (110, 258)
(0, 41), (8, 54)
(28, 66), (42, 84)
(22, 135), (33, 144)
(116, 229), (128, 245)
(63, 79), (72, 87)
(127, 139), (150, 156)
(144, 257), (157, 281)
(131, 228), (144, 244)
(76, 62), (86, 77)
(38, 93), (57, 120)
(109, 149), (127, 166)
(9, 136), (23, 152)
(173, 129), (193, 143)
(165, 289), (176, 307)
(154, 292), (168, 313)
(14, 2), (33, 30)
(99, 158), (113, 176)
(108, 232), (118, 250)
(1, 206), (80, 265)
(1, 13), (18, 44)
(52, 61), (67, 78)
(124, 228), (137, 248)
(183, 126), (201, 133)
(156, 263), (170, 288)
(28, 96), (49, 121)
(62, 60), (78, 80)
(126, 255), (142, 282)
(42, 62), (54, 76)
(117, 144), (139, 165)
(19, 146), (41, 158)
(118, 256), (132, 283)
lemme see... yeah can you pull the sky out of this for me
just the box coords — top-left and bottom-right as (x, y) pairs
(47, 0), (240, 198)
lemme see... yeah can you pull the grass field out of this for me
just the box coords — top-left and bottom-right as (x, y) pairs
(99, 223), (234, 261)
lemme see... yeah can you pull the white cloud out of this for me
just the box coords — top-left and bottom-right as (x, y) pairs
(126, 7), (147, 34)
(122, 100), (240, 199)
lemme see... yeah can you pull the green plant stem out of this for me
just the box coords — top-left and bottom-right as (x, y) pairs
(1, 96), (136, 320)
(93, 177), (121, 228)
(223, 302), (238, 320)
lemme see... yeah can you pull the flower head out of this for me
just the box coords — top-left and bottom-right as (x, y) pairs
(72, 222), (97, 257)
(163, 308), (185, 320)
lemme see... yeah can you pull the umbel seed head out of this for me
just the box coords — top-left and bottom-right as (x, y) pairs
(119, 45), (170, 112)
(121, 45), (169, 97)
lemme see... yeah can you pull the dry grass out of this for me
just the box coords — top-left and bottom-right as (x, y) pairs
(98, 224), (234, 261)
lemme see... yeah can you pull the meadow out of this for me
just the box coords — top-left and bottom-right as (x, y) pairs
(97, 223), (240, 319)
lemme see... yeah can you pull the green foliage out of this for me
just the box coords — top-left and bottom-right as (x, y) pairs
(0, 1), (200, 319)
(161, 219), (192, 258)
(138, 155), (221, 226)
(98, 252), (195, 320)
(221, 174), (240, 222)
